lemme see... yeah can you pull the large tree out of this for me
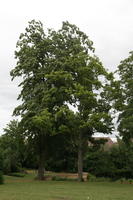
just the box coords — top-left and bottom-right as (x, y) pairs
(11, 20), (113, 180)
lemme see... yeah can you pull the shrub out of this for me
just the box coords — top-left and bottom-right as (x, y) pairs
(120, 178), (126, 184)
(128, 179), (133, 184)
(8, 172), (25, 177)
(95, 177), (111, 182)
(0, 171), (4, 184)
(52, 176), (78, 181)
(52, 176), (67, 181)
(87, 174), (112, 182)
(117, 178), (133, 184)
(87, 173), (96, 182)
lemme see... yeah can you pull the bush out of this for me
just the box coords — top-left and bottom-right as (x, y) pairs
(52, 176), (67, 181)
(67, 178), (78, 181)
(8, 172), (25, 177)
(112, 169), (133, 180)
(0, 171), (4, 184)
(87, 173), (96, 182)
(52, 176), (78, 181)
(119, 178), (126, 184)
(118, 178), (133, 184)
(128, 179), (133, 184)
(95, 177), (111, 182)
(87, 173), (112, 182)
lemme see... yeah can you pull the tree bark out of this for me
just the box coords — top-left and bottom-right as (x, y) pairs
(78, 133), (83, 182)
(37, 153), (45, 180)
(37, 135), (46, 180)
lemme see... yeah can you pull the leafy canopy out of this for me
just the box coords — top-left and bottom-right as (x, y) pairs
(10, 19), (113, 142)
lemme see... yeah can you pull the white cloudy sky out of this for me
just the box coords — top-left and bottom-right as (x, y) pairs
(0, 0), (133, 135)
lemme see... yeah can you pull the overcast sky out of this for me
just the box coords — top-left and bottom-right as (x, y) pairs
(0, 0), (133, 136)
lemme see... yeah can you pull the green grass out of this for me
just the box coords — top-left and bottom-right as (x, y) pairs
(0, 174), (133, 200)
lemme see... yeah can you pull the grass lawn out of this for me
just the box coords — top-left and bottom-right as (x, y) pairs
(0, 174), (133, 200)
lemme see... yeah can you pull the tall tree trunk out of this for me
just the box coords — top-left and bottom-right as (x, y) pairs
(37, 151), (45, 180)
(78, 132), (83, 182)
(37, 135), (45, 180)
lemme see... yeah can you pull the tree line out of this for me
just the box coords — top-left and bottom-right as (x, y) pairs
(0, 20), (133, 181)
(1, 124), (133, 180)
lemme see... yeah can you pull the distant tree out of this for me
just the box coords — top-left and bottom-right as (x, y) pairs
(10, 20), (113, 180)
(110, 138), (133, 179)
(115, 52), (133, 142)
(85, 147), (114, 178)
(0, 120), (25, 173)
(84, 137), (133, 179)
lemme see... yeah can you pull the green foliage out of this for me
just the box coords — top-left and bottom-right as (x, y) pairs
(118, 178), (133, 184)
(10, 20), (114, 180)
(0, 120), (38, 174)
(0, 120), (26, 174)
(119, 178), (126, 184)
(95, 177), (111, 182)
(8, 172), (25, 177)
(87, 174), (111, 182)
(115, 52), (133, 141)
(52, 176), (78, 181)
(85, 148), (115, 178)
(87, 173), (96, 182)
(0, 152), (3, 171)
(45, 133), (77, 173)
(52, 176), (67, 181)
(85, 139), (133, 179)
(128, 179), (133, 184)
(0, 171), (4, 184)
